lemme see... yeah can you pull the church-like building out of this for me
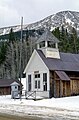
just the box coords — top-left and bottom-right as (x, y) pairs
(24, 30), (79, 98)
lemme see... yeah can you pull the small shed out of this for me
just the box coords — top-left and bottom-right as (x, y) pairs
(0, 79), (21, 95)
(11, 81), (20, 99)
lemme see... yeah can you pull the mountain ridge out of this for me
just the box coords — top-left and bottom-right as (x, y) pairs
(0, 10), (79, 36)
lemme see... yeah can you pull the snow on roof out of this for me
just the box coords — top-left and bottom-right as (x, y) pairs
(10, 81), (20, 86)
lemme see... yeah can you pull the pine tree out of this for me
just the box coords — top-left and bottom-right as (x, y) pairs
(52, 27), (60, 39)
(9, 28), (15, 43)
(59, 26), (66, 52)
(0, 42), (7, 64)
(71, 27), (77, 53)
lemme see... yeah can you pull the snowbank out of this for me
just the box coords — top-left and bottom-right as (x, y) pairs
(0, 95), (79, 119)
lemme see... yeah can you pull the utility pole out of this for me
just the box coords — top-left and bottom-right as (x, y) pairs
(19, 17), (23, 90)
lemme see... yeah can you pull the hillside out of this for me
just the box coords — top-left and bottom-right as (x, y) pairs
(0, 10), (79, 36)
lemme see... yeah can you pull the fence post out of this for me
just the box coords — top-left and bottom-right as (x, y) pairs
(34, 91), (36, 101)
(19, 90), (21, 101)
(25, 91), (27, 99)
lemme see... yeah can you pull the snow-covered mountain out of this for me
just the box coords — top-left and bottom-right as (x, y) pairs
(0, 10), (79, 36)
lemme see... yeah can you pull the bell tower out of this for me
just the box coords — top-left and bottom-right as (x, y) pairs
(37, 29), (60, 59)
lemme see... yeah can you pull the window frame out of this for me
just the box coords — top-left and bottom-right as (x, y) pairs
(43, 73), (47, 91)
(28, 75), (31, 91)
(34, 73), (40, 90)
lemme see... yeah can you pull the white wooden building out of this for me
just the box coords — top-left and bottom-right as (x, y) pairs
(24, 30), (79, 98)
(24, 30), (59, 98)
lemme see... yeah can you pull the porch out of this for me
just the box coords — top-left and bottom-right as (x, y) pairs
(11, 90), (49, 100)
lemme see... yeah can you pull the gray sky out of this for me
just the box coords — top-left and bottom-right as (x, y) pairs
(0, 0), (79, 28)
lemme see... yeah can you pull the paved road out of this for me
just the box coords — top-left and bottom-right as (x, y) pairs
(0, 112), (79, 120)
(0, 105), (79, 120)
(0, 115), (78, 120)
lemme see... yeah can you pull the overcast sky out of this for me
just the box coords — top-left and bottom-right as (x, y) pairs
(0, 0), (79, 28)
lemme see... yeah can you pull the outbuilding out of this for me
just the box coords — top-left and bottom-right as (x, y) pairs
(0, 79), (21, 95)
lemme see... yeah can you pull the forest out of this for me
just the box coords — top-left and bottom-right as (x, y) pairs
(0, 26), (79, 79)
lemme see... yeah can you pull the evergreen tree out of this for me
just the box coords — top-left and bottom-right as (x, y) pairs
(0, 42), (7, 64)
(52, 27), (60, 39)
(52, 26), (79, 53)
(71, 27), (77, 53)
(9, 28), (15, 43)
(59, 26), (67, 52)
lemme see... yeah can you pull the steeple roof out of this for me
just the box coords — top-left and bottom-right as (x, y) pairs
(36, 29), (59, 44)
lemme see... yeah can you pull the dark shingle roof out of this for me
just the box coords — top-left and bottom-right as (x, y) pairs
(36, 50), (79, 71)
(36, 29), (59, 44)
(0, 79), (20, 87)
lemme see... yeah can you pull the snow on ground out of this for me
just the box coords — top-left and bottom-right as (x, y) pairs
(0, 95), (79, 119)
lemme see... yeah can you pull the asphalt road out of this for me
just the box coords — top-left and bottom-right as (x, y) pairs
(0, 113), (79, 120)
(0, 113), (41, 120)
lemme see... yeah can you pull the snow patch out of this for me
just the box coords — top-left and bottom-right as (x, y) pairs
(0, 95), (79, 118)
(65, 18), (74, 25)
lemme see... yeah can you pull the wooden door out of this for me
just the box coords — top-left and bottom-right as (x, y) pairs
(62, 81), (70, 97)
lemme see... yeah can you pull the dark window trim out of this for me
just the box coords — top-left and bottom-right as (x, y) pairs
(43, 73), (47, 91)
(35, 74), (40, 78)
(28, 75), (31, 91)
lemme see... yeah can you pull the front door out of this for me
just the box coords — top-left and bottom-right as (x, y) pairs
(35, 79), (40, 91)
(34, 73), (40, 91)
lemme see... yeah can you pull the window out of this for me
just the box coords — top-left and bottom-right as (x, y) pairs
(28, 75), (31, 91)
(35, 80), (37, 89)
(38, 80), (40, 89)
(35, 74), (40, 78)
(15, 86), (17, 89)
(34, 73), (40, 90)
(43, 73), (47, 91)
(39, 41), (45, 48)
(35, 80), (40, 89)
(48, 41), (55, 48)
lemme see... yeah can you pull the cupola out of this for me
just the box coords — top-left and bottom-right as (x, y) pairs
(36, 29), (60, 59)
